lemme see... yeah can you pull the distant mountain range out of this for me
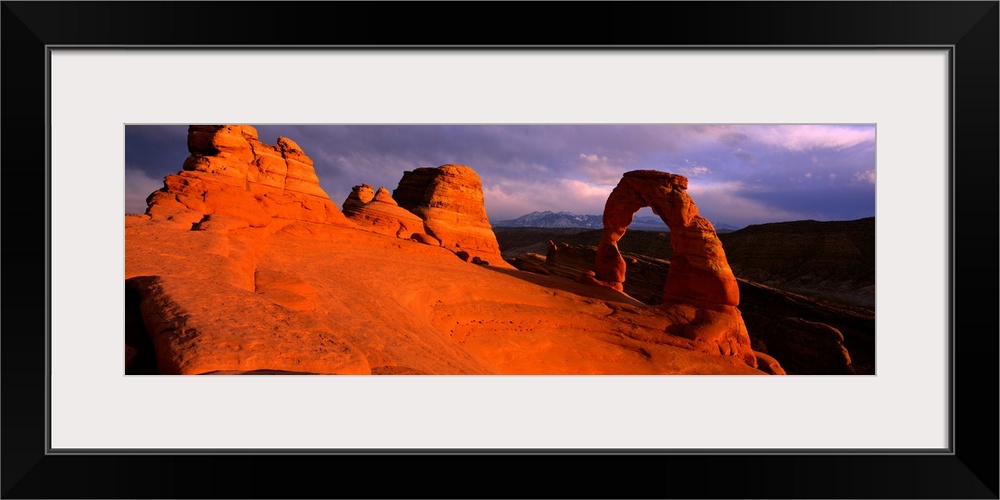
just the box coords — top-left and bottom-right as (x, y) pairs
(492, 211), (742, 232)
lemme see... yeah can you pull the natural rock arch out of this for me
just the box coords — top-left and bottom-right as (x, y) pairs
(581, 170), (757, 367)
(589, 170), (740, 312)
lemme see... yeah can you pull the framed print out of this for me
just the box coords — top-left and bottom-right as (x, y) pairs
(3, 2), (997, 498)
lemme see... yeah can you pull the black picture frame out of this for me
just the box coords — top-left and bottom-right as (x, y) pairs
(3, 2), (997, 498)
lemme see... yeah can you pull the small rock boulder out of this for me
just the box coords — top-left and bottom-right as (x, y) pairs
(344, 185), (427, 239)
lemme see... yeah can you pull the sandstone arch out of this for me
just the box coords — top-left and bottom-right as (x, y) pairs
(590, 170), (740, 312)
(584, 170), (755, 367)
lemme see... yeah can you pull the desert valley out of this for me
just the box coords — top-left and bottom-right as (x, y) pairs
(125, 125), (875, 376)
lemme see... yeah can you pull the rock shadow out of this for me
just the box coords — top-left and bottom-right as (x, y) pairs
(482, 266), (648, 307)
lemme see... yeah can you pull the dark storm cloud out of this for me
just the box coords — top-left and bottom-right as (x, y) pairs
(739, 185), (876, 222)
(124, 126), (188, 178)
(124, 124), (876, 226)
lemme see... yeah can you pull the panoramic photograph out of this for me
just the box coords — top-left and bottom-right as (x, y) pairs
(124, 124), (876, 376)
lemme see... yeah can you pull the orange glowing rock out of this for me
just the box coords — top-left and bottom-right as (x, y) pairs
(393, 164), (510, 268)
(144, 125), (353, 229)
(344, 185), (427, 239)
(342, 183), (376, 212)
(585, 170), (756, 368)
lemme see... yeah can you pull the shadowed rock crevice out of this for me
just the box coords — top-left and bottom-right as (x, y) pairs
(125, 278), (159, 375)
(767, 317), (855, 375)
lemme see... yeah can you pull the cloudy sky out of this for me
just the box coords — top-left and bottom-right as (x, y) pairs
(125, 124), (875, 228)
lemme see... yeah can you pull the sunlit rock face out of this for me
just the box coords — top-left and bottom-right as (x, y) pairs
(144, 125), (353, 228)
(393, 164), (509, 267)
(342, 183), (375, 213)
(344, 185), (428, 240)
(581, 170), (755, 368)
(590, 170), (739, 310)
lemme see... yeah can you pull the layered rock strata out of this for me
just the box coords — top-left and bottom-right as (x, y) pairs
(144, 125), (352, 228)
(342, 183), (375, 213)
(393, 164), (509, 267)
(343, 185), (428, 240)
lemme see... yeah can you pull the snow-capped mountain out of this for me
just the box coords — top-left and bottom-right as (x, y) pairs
(493, 211), (744, 231)
(712, 222), (741, 233)
(492, 211), (670, 230)
(492, 211), (601, 228)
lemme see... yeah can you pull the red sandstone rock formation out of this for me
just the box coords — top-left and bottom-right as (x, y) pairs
(581, 170), (756, 367)
(129, 275), (371, 375)
(343, 185), (428, 239)
(753, 351), (787, 375)
(144, 125), (353, 228)
(393, 164), (509, 267)
(588, 171), (739, 309)
(342, 183), (375, 213)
